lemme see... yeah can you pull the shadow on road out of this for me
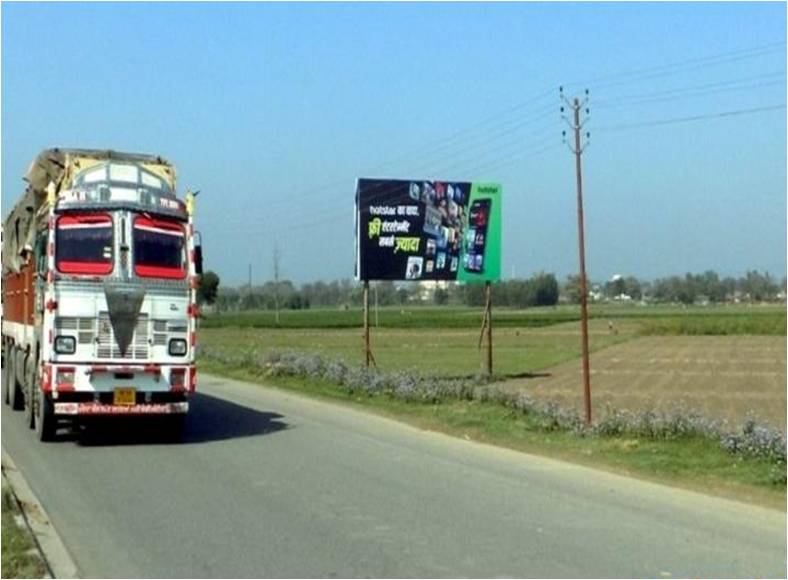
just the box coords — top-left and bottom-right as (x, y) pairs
(183, 392), (289, 443)
(60, 392), (289, 447)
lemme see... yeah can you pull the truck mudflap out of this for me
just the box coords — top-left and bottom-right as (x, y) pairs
(54, 402), (189, 415)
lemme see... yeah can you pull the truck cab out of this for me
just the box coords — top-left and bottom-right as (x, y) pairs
(2, 149), (201, 441)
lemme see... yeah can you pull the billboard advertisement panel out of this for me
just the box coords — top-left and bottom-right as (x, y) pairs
(355, 178), (501, 282)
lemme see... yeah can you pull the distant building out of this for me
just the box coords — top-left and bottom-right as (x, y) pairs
(415, 280), (451, 302)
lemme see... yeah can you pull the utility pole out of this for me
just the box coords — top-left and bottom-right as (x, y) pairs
(272, 244), (281, 326)
(561, 87), (593, 425)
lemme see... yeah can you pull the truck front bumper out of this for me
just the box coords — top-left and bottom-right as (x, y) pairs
(54, 402), (189, 416)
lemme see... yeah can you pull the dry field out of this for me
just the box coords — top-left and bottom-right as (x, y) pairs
(499, 334), (787, 429)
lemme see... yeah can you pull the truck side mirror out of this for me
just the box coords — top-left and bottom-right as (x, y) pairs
(194, 245), (203, 275)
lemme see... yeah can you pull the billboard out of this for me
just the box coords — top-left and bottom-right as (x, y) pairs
(355, 178), (501, 282)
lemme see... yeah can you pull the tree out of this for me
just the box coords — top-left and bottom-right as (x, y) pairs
(604, 276), (626, 298)
(196, 271), (220, 305)
(272, 245), (281, 324)
(740, 270), (778, 302)
(530, 272), (559, 306)
(460, 283), (486, 307)
(562, 275), (583, 304)
(623, 276), (642, 300)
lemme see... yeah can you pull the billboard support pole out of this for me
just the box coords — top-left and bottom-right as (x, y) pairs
(485, 281), (493, 376)
(363, 280), (371, 367)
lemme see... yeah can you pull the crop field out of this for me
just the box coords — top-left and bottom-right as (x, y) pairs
(199, 319), (639, 378)
(498, 334), (787, 429)
(201, 303), (786, 332)
(199, 304), (786, 427)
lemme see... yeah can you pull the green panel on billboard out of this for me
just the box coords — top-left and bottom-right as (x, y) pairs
(457, 183), (502, 283)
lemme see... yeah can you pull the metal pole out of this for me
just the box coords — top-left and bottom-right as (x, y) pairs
(363, 280), (371, 367)
(573, 97), (592, 425)
(485, 281), (493, 376)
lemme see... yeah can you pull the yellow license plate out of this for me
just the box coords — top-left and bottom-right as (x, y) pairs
(113, 388), (136, 406)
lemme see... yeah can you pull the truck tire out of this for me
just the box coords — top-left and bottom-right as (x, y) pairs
(34, 388), (57, 442)
(24, 378), (35, 429)
(24, 353), (39, 429)
(3, 343), (11, 406)
(9, 348), (24, 411)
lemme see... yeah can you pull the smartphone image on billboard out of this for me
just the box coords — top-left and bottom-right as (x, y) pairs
(463, 198), (491, 273)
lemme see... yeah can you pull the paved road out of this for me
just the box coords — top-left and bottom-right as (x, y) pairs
(2, 373), (785, 578)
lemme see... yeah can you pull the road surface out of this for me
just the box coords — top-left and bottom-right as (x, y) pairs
(2, 373), (785, 578)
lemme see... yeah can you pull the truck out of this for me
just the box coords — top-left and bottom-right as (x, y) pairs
(2, 148), (202, 441)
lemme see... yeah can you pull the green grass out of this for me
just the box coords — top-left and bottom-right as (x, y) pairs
(201, 303), (786, 335)
(199, 304), (785, 378)
(199, 359), (786, 510)
(201, 305), (580, 329)
(199, 319), (637, 378)
(639, 312), (786, 336)
(1, 486), (48, 579)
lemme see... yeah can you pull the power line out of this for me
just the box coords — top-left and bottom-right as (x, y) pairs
(205, 41), (786, 228)
(228, 143), (562, 242)
(200, 41), (787, 235)
(564, 40), (785, 91)
(224, 89), (557, 216)
(594, 70), (786, 108)
(208, 111), (560, 229)
(595, 103), (786, 132)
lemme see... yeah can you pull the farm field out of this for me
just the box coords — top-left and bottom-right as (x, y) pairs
(199, 319), (640, 378)
(199, 304), (787, 427)
(201, 303), (786, 332)
(498, 334), (787, 429)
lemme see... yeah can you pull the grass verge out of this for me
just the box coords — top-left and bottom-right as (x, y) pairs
(200, 357), (786, 510)
(1, 485), (48, 579)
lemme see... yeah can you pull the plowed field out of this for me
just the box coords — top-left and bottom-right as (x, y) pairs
(499, 335), (787, 428)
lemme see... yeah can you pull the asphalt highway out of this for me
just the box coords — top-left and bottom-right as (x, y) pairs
(2, 373), (785, 578)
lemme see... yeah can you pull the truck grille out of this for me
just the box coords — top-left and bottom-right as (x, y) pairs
(55, 317), (96, 344)
(97, 312), (149, 360)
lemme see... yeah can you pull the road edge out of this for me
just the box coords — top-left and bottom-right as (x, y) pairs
(2, 448), (80, 579)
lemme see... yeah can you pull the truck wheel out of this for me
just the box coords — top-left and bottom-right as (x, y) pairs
(9, 349), (24, 411)
(24, 355), (39, 429)
(24, 382), (35, 429)
(34, 389), (57, 442)
(2, 343), (11, 406)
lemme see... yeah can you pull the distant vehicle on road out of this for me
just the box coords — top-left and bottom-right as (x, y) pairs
(2, 148), (202, 440)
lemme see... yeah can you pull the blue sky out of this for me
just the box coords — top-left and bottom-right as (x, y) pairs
(2, 2), (785, 285)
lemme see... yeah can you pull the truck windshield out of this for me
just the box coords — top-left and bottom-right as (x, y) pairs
(56, 214), (114, 275)
(133, 216), (186, 279)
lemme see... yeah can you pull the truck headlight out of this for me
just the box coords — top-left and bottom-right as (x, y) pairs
(168, 339), (187, 356)
(54, 336), (76, 354)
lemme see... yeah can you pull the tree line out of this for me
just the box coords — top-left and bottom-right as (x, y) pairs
(196, 269), (786, 311)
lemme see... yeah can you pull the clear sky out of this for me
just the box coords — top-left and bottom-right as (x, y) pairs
(2, 2), (786, 286)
